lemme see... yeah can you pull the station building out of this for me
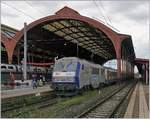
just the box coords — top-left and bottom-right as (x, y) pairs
(1, 6), (149, 84)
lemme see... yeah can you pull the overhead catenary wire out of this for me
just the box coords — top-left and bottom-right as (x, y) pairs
(93, 1), (120, 32)
(2, 1), (120, 33)
(98, 1), (112, 24)
(24, 0), (46, 16)
(92, 17), (105, 24)
(93, 0), (108, 24)
(107, 23), (120, 32)
(2, 2), (36, 20)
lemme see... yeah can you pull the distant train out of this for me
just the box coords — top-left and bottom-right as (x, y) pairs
(1, 64), (52, 73)
(51, 57), (118, 96)
(1, 63), (53, 85)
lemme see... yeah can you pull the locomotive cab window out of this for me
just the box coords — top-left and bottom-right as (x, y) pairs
(92, 68), (99, 74)
(54, 59), (77, 72)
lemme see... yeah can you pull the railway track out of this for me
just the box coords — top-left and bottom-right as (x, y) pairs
(2, 94), (58, 118)
(2, 91), (56, 113)
(11, 98), (58, 117)
(76, 82), (136, 118)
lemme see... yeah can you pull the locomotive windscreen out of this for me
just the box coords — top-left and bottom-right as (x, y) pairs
(53, 59), (77, 72)
(52, 59), (78, 83)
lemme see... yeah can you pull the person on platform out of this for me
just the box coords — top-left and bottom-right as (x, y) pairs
(32, 74), (37, 89)
(42, 75), (46, 85)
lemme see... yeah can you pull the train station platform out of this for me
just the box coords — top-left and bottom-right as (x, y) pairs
(124, 81), (149, 118)
(1, 85), (52, 99)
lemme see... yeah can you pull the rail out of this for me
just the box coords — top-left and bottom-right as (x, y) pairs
(75, 81), (136, 118)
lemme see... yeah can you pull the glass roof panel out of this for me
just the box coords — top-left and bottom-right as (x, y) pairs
(69, 20), (82, 26)
(84, 41), (89, 44)
(78, 38), (85, 41)
(86, 47), (92, 50)
(60, 20), (70, 27)
(54, 31), (66, 37)
(63, 28), (73, 34)
(70, 27), (79, 32)
(51, 22), (63, 29)
(1, 30), (15, 38)
(76, 33), (84, 36)
(43, 24), (56, 32)
(79, 43), (84, 46)
(64, 35), (74, 40)
(87, 33), (93, 36)
(78, 27), (88, 32)
(82, 44), (88, 48)
(71, 39), (79, 44)
(92, 46), (97, 49)
(88, 40), (94, 43)
(91, 37), (97, 39)
(71, 33), (79, 38)
(84, 37), (89, 40)
(53, 22), (64, 29)
(78, 33), (84, 37)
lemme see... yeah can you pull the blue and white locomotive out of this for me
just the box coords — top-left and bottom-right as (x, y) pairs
(51, 57), (117, 95)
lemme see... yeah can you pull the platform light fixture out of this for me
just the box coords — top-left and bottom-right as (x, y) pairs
(64, 42), (67, 46)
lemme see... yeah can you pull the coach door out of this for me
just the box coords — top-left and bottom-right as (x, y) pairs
(91, 67), (99, 88)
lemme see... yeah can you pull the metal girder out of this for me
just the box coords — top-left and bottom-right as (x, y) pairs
(42, 19), (114, 59)
(67, 20), (112, 59)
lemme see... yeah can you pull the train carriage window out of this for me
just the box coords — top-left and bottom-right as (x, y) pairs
(82, 64), (84, 70)
(1, 66), (6, 69)
(84, 65), (89, 73)
(19, 67), (23, 71)
(92, 68), (99, 74)
(101, 69), (105, 75)
(8, 66), (14, 69)
(34, 68), (37, 72)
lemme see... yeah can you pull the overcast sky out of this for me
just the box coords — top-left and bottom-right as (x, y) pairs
(1, 0), (149, 62)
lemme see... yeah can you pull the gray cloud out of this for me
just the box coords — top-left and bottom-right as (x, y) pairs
(102, 1), (149, 23)
(25, 1), (63, 15)
(1, 1), (149, 59)
(126, 7), (149, 23)
(1, 12), (19, 18)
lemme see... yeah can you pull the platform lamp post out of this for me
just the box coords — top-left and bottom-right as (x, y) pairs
(73, 40), (79, 57)
(23, 22), (27, 81)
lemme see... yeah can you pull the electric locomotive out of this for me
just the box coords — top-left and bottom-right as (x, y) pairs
(51, 57), (117, 96)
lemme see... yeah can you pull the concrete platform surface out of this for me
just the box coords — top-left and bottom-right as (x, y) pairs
(1, 85), (52, 99)
(124, 81), (149, 118)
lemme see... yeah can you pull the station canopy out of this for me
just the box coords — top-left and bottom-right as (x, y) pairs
(26, 19), (115, 62)
(14, 7), (125, 64)
(135, 58), (149, 75)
